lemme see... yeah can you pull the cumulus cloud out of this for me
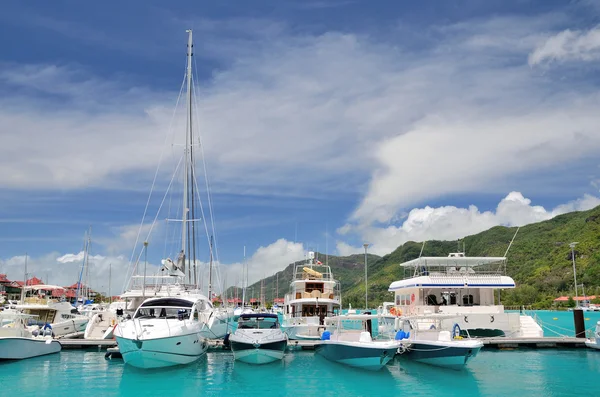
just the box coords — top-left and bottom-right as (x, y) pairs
(338, 191), (600, 256)
(219, 239), (305, 289)
(528, 26), (600, 65)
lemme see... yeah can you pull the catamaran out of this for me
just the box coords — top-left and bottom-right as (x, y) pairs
(380, 252), (543, 338)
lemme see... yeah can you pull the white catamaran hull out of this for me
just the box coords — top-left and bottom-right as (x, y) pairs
(0, 337), (61, 360)
(116, 333), (208, 369)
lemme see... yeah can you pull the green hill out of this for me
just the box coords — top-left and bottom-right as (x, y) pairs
(232, 205), (600, 309)
(342, 205), (600, 308)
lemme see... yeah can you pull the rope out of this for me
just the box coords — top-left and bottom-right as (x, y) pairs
(123, 73), (187, 291)
(190, 70), (224, 296)
(128, 155), (185, 280)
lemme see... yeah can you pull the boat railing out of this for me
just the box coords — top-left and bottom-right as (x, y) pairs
(292, 264), (336, 281)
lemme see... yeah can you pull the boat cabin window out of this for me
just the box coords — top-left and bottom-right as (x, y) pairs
(305, 282), (324, 293)
(238, 316), (278, 329)
(462, 295), (474, 306)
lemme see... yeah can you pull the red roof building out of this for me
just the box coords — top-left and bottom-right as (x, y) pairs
(0, 274), (10, 283)
(273, 298), (284, 304)
(227, 298), (242, 304)
(554, 295), (596, 302)
(26, 277), (43, 286)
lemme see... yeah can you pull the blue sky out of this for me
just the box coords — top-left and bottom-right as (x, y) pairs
(1, 0), (600, 293)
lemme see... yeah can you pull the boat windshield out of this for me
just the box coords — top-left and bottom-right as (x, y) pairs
(238, 316), (278, 329)
(135, 298), (194, 319)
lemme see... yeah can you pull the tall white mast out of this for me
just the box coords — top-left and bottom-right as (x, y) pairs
(181, 29), (194, 283)
(242, 246), (246, 307)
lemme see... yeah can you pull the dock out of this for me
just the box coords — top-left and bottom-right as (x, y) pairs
(479, 337), (588, 349)
(59, 338), (323, 350)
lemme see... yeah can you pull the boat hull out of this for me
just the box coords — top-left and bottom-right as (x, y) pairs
(316, 341), (399, 370)
(230, 339), (287, 364)
(586, 340), (600, 350)
(0, 337), (61, 360)
(403, 341), (481, 370)
(281, 324), (324, 340)
(116, 333), (208, 369)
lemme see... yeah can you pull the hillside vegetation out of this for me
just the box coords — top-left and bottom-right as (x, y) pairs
(232, 205), (600, 309)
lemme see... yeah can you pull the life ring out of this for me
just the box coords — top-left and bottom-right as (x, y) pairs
(464, 316), (469, 323)
(390, 307), (402, 316)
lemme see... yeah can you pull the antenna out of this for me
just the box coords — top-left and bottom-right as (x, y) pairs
(419, 241), (426, 258)
(504, 227), (520, 257)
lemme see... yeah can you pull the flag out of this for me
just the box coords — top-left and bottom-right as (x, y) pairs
(316, 260), (322, 265)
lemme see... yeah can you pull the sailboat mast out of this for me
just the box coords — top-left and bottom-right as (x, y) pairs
(208, 235), (213, 301)
(242, 246), (246, 307)
(20, 253), (27, 303)
(181, 29), (193, 284)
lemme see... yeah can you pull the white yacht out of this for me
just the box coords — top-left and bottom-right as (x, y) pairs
(381, 253), (543, 338)
(84, 301), (126, 339)
(281, 252), (341, 340)
(229, 313), (287, 364)
(317, 314), (406, 371)
(116, 29), (233, 352)
(114, 296), (210, 368)
(15, 290), (89, 338)
(0, 312), (61, 360)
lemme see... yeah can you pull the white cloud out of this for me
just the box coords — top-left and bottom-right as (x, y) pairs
(0, 252), (133, 296)
(338, 191), (600, 256)
(528, 26), (600, 65)
(2, 14), (597, 203)
(219, 239), (305, 290)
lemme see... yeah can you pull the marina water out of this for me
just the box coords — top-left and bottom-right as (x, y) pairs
(2, 310), (600, 396)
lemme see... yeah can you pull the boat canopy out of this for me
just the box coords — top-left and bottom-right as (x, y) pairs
(388, 275), (516, 291)
(303, 267), (323, 278)
(399, 256), (506, 268)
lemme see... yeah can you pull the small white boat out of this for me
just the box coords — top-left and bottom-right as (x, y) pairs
(585, 321), (600, 350)
(397, 317), (482, 370)
(0, 312), (61, 360)
(84, 301), (126, 339)
(317, 314), (407, 371)
(114, 296), (209, 369)
(229, 313), (287, 364)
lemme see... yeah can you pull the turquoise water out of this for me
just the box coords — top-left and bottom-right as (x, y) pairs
(518, 310), (600, 337)
(2, 310), (600, 396)
(1, 348), (600, 397)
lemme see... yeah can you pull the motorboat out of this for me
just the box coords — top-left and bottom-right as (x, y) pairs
(381, 253), (543, 338)
(281, 252), (341, 340)
(586, 321), (600, 350)
(396, 316), (482, 370)
(229, 313), (287, 364)
(233, 306), (255, 320)
(316, 314), (408, 371)
(16, 297), (89, 338)
(84, 301), (127, 339)
(114, 296), (210, 368)
(0, 312), (61, 360)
